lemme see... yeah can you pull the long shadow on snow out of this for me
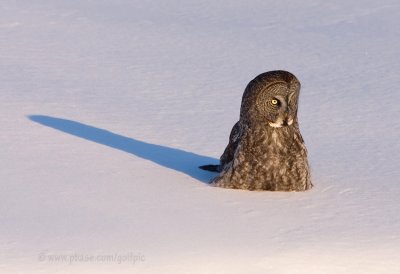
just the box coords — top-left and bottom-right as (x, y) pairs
(28, 115), (218, 183)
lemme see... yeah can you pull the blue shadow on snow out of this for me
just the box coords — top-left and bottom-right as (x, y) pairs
(28, 115), (218, 183)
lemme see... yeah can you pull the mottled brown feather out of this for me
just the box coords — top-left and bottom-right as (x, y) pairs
(210, 70), (312, 191)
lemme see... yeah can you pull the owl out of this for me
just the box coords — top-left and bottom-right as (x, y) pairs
(200, 70), (312, 191)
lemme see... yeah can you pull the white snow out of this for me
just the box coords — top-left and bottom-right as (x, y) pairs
(1, 0), (400, 273)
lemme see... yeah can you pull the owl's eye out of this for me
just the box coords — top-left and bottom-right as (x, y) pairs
(271, 99), (279, 105)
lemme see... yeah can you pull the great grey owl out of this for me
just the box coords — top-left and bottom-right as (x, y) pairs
(200, 70), (312, 191)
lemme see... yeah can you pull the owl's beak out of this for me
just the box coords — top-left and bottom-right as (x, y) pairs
(281, 111), (289, 126)
(282, 113), (294, 127)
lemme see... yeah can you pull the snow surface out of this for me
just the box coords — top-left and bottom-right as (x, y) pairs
(1, 0), (400, 273)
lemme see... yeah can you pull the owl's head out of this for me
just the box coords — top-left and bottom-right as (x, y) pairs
(240, 70), (301, 128)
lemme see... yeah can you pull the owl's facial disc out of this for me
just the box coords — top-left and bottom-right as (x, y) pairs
(266, 95), (292, 128)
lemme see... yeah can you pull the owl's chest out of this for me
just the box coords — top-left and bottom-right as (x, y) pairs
(241, 130), (303, 179)
(246, 128), (298, 157)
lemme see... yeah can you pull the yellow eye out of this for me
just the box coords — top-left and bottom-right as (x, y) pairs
(271, 99), (278, 105)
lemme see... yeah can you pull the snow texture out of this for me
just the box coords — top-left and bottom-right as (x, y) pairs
(1, 0), (400, 273)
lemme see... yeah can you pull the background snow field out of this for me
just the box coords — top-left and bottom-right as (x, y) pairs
(1, 0), (400, 273)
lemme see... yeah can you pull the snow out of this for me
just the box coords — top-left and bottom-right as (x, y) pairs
(1, 0), (400, 273)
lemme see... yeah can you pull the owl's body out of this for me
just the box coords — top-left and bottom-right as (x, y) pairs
(201, 70), (312, 191)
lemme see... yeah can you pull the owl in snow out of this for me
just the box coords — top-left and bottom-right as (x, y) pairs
(200, 70), (312, 191)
